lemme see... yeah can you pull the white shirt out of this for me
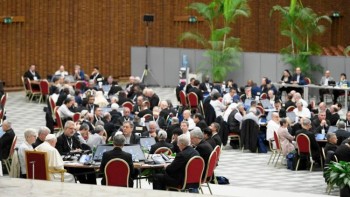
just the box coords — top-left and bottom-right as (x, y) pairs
(58, 104), (75, 119)
(222, 93), (233, 106)
(184, 117), (196, 130)
(266, 120), (280, 141)
(54, 70), (69, 77)
(210, 100), (226, 117)
(293, 107), (311, 119)
(18, 141), (34, 174)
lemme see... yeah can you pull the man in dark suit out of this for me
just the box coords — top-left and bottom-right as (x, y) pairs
(311, 111), (330, 134)
(199, 76), (213, 94)
(132, 95), (144, 115)
(100, 134), (138, 187)
(166, 117), (180, 143)
(122, 121), (140, 144)
(89, 66), (103, 84)
(55, 121), (82, 155)
(32, 126), (50, 148)
(203, 128), (217, 149)
(85, 95), (99, 115)
(151, 106), (167, 130)
(23, 64), (41, 81)
(0, 120), (15, 160)
(334, 121), (350, 145)
(210, 122), (222, 148)
(190, 128), (213, 178)
(194, 113), (208, 131)
(153, 134), (199, 190)
(189, 80), (203, 103)
(141, 121), (159, 138)
(335, 143), (350, 162)
(324, 133), (338, 153)
(295, 118), (320, 162)
(185, 78), (195, 94)
(284, 93), (295, 110)
(291, 67), (306, 94)
(146, 89), (160, 110)
(109, 103), (122, 126)
(149, 130), (174, 154)
(116, 107), (134, 128)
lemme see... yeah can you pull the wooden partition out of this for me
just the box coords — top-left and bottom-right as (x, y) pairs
(0, 0), (347, 87)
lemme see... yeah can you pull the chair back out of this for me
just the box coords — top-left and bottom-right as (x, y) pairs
(182, 156), (204, 190)
(143, 114), (152, 122)
(179, 90), (188, 107)
(9, 136), (17, 159)
(0, 93), (8, 109)
(286, 106), (295, 112)
(72, 113), (81, 123)
(213, 145), (221, 164)
(105, 158), (130, 187)
(202, 150), (218, 183)
(54, 107), (63, 130)
(296, 133), (311, 155)
(273, 131), (281, 151)
(154, 147), (173, 155)
(75, 81), (85, 90)
(39, 80), (50, 96)
(187, 92), (198, 108)
(256, 105), (265, 115)
(260, 93), (267, 100)
(25, 150), (50, 180)
(21, 76), (29, 92)
(122, 101), (134, 112)
(304, 77), (311, 85)
(24, 78), (33, 92)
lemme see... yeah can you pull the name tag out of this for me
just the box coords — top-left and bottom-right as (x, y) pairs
(33, 76), (38, 81)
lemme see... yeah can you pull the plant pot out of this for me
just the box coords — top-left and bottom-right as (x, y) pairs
(340, 186), (350, 197)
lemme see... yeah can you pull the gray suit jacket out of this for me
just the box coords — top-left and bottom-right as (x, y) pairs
(320, 76), (334, 85)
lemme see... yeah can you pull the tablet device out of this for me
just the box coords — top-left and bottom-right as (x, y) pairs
(122, 144), (146, 161)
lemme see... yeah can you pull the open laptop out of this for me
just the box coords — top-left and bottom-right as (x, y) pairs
(122, 144), (146, 162)
(93, 144), (114, 161)
(286, 112), (297, 123)
(328, 126), (338, 133)
(315, 133), (326, 140)
(140, 137), (156, 151)
(260, 99), (274, 109)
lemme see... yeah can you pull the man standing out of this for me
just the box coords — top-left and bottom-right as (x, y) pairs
(0, 120), (15, 160)
(100, 134), (137, 187)
(153, 134), (199, 190)
(35, 134), (75, 182)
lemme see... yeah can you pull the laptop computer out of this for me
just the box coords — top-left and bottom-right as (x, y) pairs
(122, 144), (146, 162)
(328, 126), (338, 133)
(286, 112), (297, 123)
(260, 99), (274, 109)
(140, 137), (156, 151)
(93, 144), (114, 161)
(315, 133), (326, 140)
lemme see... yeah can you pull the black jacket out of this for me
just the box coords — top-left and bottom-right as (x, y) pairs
(0, 129), (15, 160)
(195, 140), (213, 178)
(165, 146), (199, 186)
(227, 109), (241, 133)
(241, 119), (259, 152)
(196, 120), (208, 132)
(100, 147), (136, 187)
(166, 124), (180, 143)
(110, 110), (122, 125)
(149, 140), (174, 154)
(55, 134), (82, 155)
(23, 70), (41, 81)
(311, 118), (330, 134)
(324, 142), (338, 154)
(149, 94), (160, 110)
(335, 129), (350, 145)
(211, 133), (222, 148)
(335, 144), (350, 162)
(32, 138), (44, 149)
(199, 82), (213, 93)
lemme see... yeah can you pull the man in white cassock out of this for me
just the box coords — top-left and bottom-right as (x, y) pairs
(35, 134), (75, 183)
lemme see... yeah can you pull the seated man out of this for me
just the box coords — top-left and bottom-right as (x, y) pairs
(0, 120), (15, 160)
(32, 126), (50, 149)
(100, 134), (138, 187)
(116, 107), (134, 128)
(324, 133), (338, 154)
(295, 118), (320, 163)
(266, 112), (280, 141)
(182, 110), (195, 130)
(123, 121), (140, 144)
(18, 129), (36, 178)
(149, 130), (174, 154)
(293, 101), (311, 119)
(142, 121), (159, 138)
(335, 142), (350, 162)
(319, 70), (334, 102)
(193, 113), (208, 132)
(203, 127), (217, 149)
(90, 66), (103, 84)
(23, 64), (41, 91)
(190, 128), (213, 178)
(334, 121), (350, 145)
(35, 134), (75, 182)
(79, 124), (105, 149)
(145, 88), (159, 110)
(209, 122), (222, 148)
(311, 111), (330, 134)
(55, 121), (82, 155)
(152, 106), (166, 130)
(329, 105), (340, 126)
(227, 103), (245, 134)
(58, 97), (75, 123)
(153, 134), (199, 190)
(54, 65), (69, 77)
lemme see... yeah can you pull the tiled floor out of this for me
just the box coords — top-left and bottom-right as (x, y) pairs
(3, 89), (338, 196)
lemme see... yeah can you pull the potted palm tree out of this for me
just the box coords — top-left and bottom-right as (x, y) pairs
(324, 161), (350, 196)
(270, 0), (331, 77)
(180, 0), (250, 83)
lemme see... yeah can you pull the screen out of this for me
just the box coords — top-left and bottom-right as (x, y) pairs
(79, 154), (92, 163)
(328, 126), (337, 133)
(122, 144), (146, 161)
(140, 137), (156, 150)
(93, 144), (114, 161)
(260, 99), (273, 109)
(286, 112), (297, 123)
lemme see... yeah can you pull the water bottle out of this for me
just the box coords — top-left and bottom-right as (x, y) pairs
(321, 128), (325, 135)
(92, 145), (97, 157)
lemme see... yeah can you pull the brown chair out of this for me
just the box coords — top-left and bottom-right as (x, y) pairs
(296, 134), (314, 171)
(273, 131), (283, 167)
(48, 96), (56, 118)
(199, 150), (218, 195)
(166, 156), (205, 192)
(39, 80), (50, 104)
(25, 150), (66, 182)
(154, 147), (173, 155)
(256, 105), (265, 115)
(104, 158), (130, 187)
(122, 101), (134, 112)
(2, 136), (17, 173)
